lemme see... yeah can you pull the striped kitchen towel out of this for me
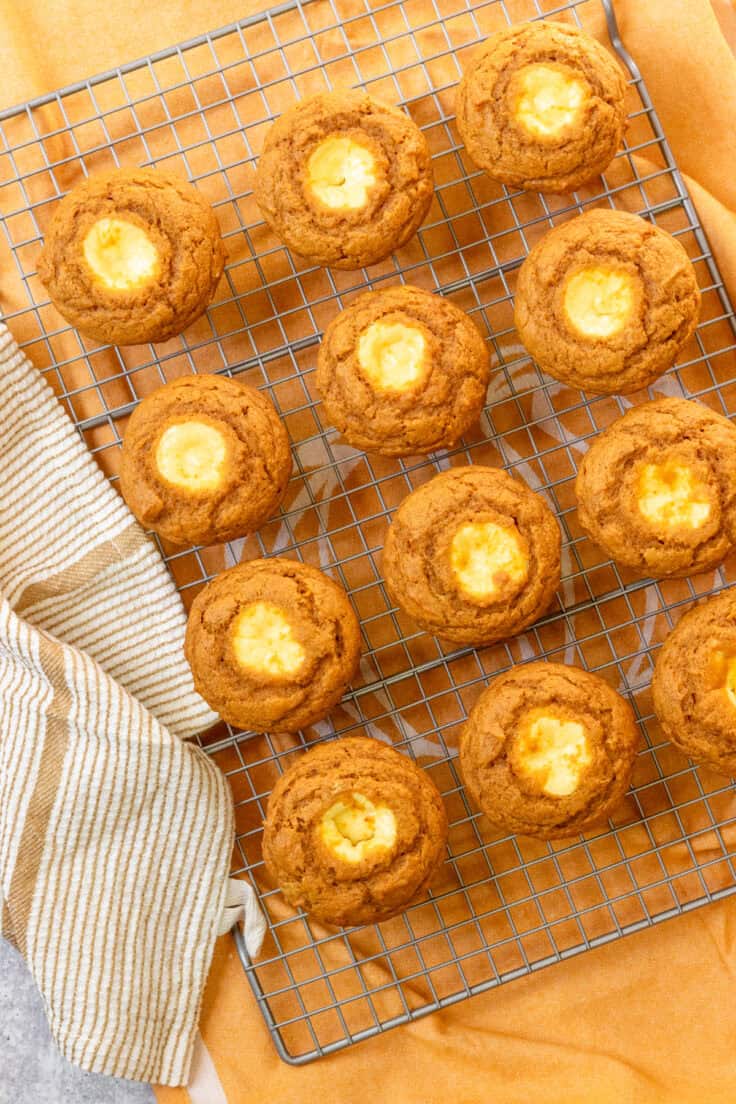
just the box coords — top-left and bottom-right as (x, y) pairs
(0, 322), (263, 1085)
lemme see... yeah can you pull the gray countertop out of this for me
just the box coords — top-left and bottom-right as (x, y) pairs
(0, 940), (155, 1104)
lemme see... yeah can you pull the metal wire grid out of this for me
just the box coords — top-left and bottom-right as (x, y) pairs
(2, 0), (736, 1066)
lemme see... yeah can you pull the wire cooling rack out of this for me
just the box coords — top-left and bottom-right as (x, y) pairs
(2, 0), (736, 1067)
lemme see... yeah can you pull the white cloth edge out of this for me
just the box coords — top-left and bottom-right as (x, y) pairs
(217, 876), (267, 959)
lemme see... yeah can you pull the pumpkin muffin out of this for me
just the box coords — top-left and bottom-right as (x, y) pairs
(576, 397), (736, 578)
(38, 167), (225, 345)
(119, 375), (291, 546)
(315, 285), (490, 456)
(460, 662), (640, 839)
(382, 466), (561, 646)
(184, 558), (361, 733)
(262, 736), (448, 926)
(652, 589), (736, 776)
(254, 90), (433, 269)
(455, 21), (626, 193)
(515, 209), (701, 394)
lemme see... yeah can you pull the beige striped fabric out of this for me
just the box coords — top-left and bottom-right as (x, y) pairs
(0, 323), (236, 1085)
(0, 324), (217, 738)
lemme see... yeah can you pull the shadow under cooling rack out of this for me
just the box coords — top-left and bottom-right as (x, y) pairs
(2, 0), (736, 1066)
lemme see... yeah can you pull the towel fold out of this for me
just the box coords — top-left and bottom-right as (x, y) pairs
(0, 323), (248, 1085)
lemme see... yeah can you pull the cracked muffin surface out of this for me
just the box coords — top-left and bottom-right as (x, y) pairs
(382, 466), (561, 646)
(316, 285), (490, 456)
(515, 209), (701, 394)
(254, 90), (433, 269)
(184, 558), (361, 732)
(575, 397), (736, 578)
(455, 20), (626, 193)
(119, 374), (291, 546)
(652, 589), (736, 776)
(262, 735), (448, 925)
(37, 167), (225, 345)
(460, 662), (639, 839)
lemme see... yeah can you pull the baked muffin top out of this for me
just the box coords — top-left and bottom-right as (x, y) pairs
(460, 661), (640, 838)
(316, 285), (490, 456)
(254, 90), (434, 269)
(515, 209), (700, 394)
(184, 557), (361, 733)
(119, 374), (292, 547)
(576, 397), (736, 577)
(38, 167), (224, 345)
(652, 589), (736, 776)
(382, 465), (561, 646)
(262, 735), (448, 926)
(455, 20), (626, 193)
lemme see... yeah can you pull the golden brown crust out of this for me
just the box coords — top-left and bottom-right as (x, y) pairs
(455, 21), (626, 193)
(262, 736), (448, 925)
(652, 590), (736, 776)
(382, 466), (561, 646)
(37, 168), (225, 345)
(459, 662), (640, 839)
(515, 209), (701, 394)
(254, 90), (433, 269)
(184, 558), (361, 732)
(119, 375), (292, 546)
(575, 397), (736, 577)
(315, 285), (490, 456)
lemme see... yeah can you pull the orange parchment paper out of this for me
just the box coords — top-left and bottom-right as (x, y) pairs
(2, 2), (736, 1102)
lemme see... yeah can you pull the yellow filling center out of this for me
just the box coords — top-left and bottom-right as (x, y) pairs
(637, 463), (712, 529)
(320, 792), (397, 863)
(708, 648), (736, 707)
(726, 659), (736, 708)
(155, 420), (228, 493)
(564, 267), (636, 339)
(83, 217), (158, 291)
(306, 136), (377, 210)
(514, 63), (588, 138)
(450, 521), (528, 601)
(357, 319), (427, 392)
(515, 709), (593, 797)
(231, 602), (305, 677)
